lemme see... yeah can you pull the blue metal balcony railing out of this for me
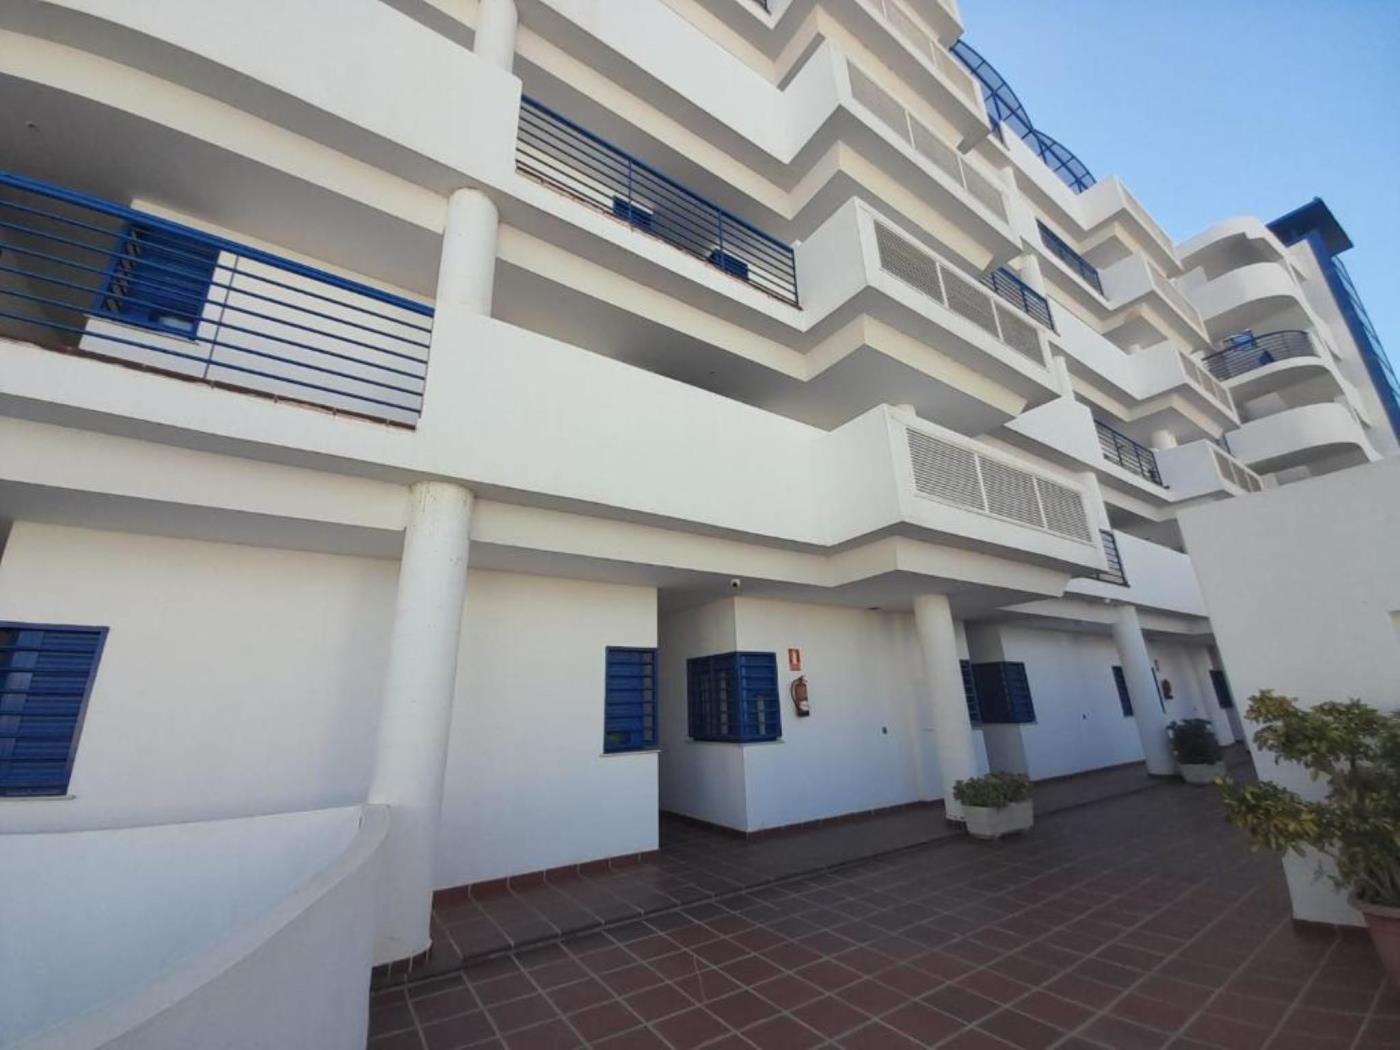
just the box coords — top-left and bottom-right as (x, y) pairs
(1037, 221), (1103, 295)
(1095, 419), (1163, 486)
(1095, 529), (1129, 586)
(1201, 330), (1317, 383)
(0, 171), (432, 425)
(980, 266), (1054, 330)
(517, 97), (799, 307)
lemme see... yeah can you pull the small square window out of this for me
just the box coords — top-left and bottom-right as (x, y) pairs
(0, 622), (107, 796)
(97, 222), (219, 337)
(687, 651), (780, 743)
(603, 647), (657, 753)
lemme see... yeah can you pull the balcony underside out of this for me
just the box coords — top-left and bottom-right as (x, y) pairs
(1228, 357), (1343, 412)
(1227, 403), (1376, 477)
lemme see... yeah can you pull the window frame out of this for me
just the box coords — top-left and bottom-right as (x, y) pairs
(686, 651), (781, 744)
(602, 646), (658, 754)
(970, 661), (1037, 725)
(0, 621), (108, 798)
(1111, 665), (1133, 717)
(95, 220), (220, 338)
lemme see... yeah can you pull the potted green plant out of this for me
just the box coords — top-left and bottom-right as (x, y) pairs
(953, 772), (1033, 839)
(1168, 718), (1225, 784)
(1218, 691), (1400, 986)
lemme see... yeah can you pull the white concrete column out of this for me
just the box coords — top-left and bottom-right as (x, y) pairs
(370, 481), (474, 963)
(1076, 470), (1112, 532)
(912, 594), (979, 821)
(1111, 604), (1174, 775)
(1150, 429), (1178, 451)
(474, 0), (518, 71)
(1048, 354), (1075, 399)
(436, 188), (500, 315)
(1016, 254), (1047, 295)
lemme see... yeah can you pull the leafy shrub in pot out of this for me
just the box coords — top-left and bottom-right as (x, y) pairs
(1218, 691), (1400, 986)
(953, 773), (1033, 839)
(1168, 718), (1224, 783)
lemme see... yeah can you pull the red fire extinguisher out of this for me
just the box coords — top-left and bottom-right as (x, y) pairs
(789, 675), (811, 717)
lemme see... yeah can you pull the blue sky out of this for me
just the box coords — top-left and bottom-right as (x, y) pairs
(959, 0), (1400, 359)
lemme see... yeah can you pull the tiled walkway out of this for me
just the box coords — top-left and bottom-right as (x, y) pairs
(397, 759), (1223, 987)
(369, 755), (1396, 1048)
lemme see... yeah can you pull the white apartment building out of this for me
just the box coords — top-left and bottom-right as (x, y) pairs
(1, 0), (1395, 1045)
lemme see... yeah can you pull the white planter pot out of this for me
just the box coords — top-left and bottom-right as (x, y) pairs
(962, 800), (1033, 840)
(1178, 761), (1226, 785)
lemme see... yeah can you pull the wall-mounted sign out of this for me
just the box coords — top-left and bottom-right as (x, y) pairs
(787, 648), (801, 671)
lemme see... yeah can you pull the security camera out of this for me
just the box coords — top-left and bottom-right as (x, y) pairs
(729, 578), (742, 590)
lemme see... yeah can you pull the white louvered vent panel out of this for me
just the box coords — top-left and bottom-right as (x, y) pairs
(906, 428), (984, 510)
(909, 120), (962, 184)
(848, 66), (912, 147)
(1211, 448), (1233, 483)
(1035, 478), (1092, 542)
(993, 304), (1044, 365)
(978, 457), (1045, 529)
(874, 223), (944, 304)
(883, 1), (935, 62)
(939, 264), (999, 337)
(961, 163), (1008, 221)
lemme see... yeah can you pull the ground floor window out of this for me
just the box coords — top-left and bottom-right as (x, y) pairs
(959, 659), (982, 725)
(603, 647), (657, 753)
(1209, 669), (1235, 710)
(0, 622), (107, 796)
(970, 661), (1036, 724)
(1112, 665), (1133, 716)
(687, 651), (780, 742)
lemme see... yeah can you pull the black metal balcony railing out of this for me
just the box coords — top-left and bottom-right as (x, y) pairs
(1095, 529), (1129, 586)
(1201, 330), (1316, 382)
(516, 97), (799, 307)
(980, 266), (1054, 330)
(1037, 221), (1103, 295)
(1095, 419), (1163, 486)
(0, 171), (432, 424)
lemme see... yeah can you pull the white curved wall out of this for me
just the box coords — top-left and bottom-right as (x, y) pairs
(1227, 402), (1377, 473)
(1, 806), (372, 1047)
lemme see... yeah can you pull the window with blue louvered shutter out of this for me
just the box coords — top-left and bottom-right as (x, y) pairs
(970, 661), (1037, 724)
(603, 647), (657, 753)
(1112, 666), (1133, 717)
(1209, 669), (1235, 710)
(686, 651), (780, 742)
(0, 623), (107, 796)
(960, 659), (981, 725)
(97, 222), (219, 336)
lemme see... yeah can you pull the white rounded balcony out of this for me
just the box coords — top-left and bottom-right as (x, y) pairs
(1226, 402), (1377, 477)
(1201, 330), (1343, 406)
(1190, 261), (1310, 339)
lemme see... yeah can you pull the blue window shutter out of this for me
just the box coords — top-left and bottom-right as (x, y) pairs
(1112, 666), (1133, 717)
(687, 651), (780, 742)
(603, 646), (657, 753)
(960, 659), (981, 725)
(98, 222), (219, 336)
(1209, 670), (1235, 710)
(970, 661), (1036, 724)
(0, 623), (107, 796)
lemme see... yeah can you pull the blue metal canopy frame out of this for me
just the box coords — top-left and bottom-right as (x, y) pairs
(950, 39), (1096, 195)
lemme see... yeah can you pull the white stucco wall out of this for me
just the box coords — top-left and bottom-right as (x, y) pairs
(435, 571), (659, 887)
(993, 626), (1145, 781)
(659, 596), (979, 833)
(0, 523), (396, 832)
(1180, 456), (1400, 924)
(733, 598), (926, 831)
(0, 806), (364, 1046)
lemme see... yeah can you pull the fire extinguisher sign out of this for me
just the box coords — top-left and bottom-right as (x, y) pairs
(787, 648), (801, 672)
